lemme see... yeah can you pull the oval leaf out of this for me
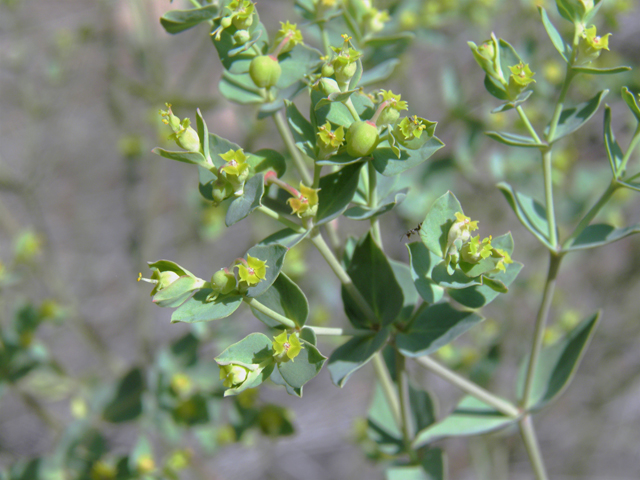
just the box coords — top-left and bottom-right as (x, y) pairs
(171, 290), (243, 323)
(545, 89), (609, 143)
(245, 244), (288, 298)
(250, 273), (308, 328)
(327, 328), (390, 387)
(316, 162), (363, 225)
(419, 191), (463, 258)
(225, 173), (265, 227)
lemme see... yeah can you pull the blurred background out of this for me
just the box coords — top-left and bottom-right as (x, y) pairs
(1, 0), (640, 478)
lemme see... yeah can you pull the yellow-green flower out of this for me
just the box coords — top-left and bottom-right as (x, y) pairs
(492, 248), (513, 273)
(272, 331), (303, 361)
(380, 90), (408, 111)
(274, 21), (304, 55)
(448, 212), (479, 247)
(159, 104), (200, 152)
(578, 25), (611, 64)
(219, 364), (250, 388)
(508, 62), (536, 99)
(460, 235), (493, 264)
(287, 183), (320, 218)
(399, 115), (428, 140)
(365, 8), (390, 34)
(237, 255), (268, 286)
(220, 149), (250, 178)
(317, 122), (344, 158)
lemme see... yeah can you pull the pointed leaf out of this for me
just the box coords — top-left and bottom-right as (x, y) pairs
(152, 276), (202, 308)
(419, 191), (463, 258)
(604, 105), (623, 175)
(225, 173), (265, 227)
(449, 262), (523, 309)
(277, 341), (326, 391)
(103, 368), (144, 423)
(498, 182), (553, 249)
(219, 71), (264, 105)
(251, 273), (308, 328)
(316, 163), (363, 225)
(389, 259), (420, 323)
(245, 244), (288, 298)
(430, 262), (483, 290)
(572, 65), (631, 75)
(276, 44), (322, 90)
(491, 90), (533, 114)
(517, 312), (600, 410)
(327, 328), (390, 387)
(360, 58), (401, 87)
(407, 242), (445, 304)
(396, 303), (483, 357)
(160, 5), (219, 34)
(344, 190), (407, 220)
(538, 7), (570, 62)
(215, 333), (273, 368)
(257, 228), (309, 249)
(285, 100), (316, 158)
(152, 148), (209, 167)
(341, 233), (404, 328)
(622, 86), (640, 122)
(372, 137), (445, 176)
(248, 149), (286, 177)
(564, 223), (640, 251)
(484, 74), (508, 101)
(413, 396), (515, 448)
(195, 109), (210, 162)
(546, 89), (609, 143)
(485, 131), (544, 148)
(171, 291), (243, 323)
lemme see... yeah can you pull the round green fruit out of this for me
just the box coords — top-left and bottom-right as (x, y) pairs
(346, 121), (379, 157)
(249, 55), (281, 89)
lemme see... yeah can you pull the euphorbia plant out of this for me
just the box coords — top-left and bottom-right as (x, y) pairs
(140, 0), (639, 478)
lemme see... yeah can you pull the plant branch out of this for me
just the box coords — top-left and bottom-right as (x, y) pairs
(367, 162), (382, 246)
(520, 253), (562, 408)
(372, 352), (402, 428)
(542, 149), (558, 248)
(618, 125), (640, 176)
(273, 111), (313, 186)
(516, 106), (542, 145)
(243, 297), (297, 329)
(306, 326), (373, 336)
(396, 351), (414, 455)
(519, 415), (550, 480)
(257, 205), (307, 234)
(414, 356), (520, 418)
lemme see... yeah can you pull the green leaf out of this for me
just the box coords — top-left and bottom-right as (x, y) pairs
(160, 5), (219, 34)
(396, 303), (483, 357)
(498, 182), (553, 249)
(604, 105), (623, 175)
(276, 44), (322, 90)
(327, 328), (390, 387)
(517, 312), (600, 410)
(195, 108), (210, 162)
(618, 180), (640, 192)
(341, 233), (404, 328)
(312, 89), (355, 128)
(360, 58), (401, 87)
(257, 228), (309, 249)
(349, 55), (363, 90)
(245, 244), (288, 298)
(484, 131), (545, 148)
(277, 341), (326, 393)
(225, 173), (265, 227)
(316, 152), (365, 166)
(208, 133), (242, 167)
(269, 366), (301, 397)
(197, 166), (217, 202)
(216, 333), (273, 368)
(484, 74), (508, 101)
(171, 290), (243, 323)
(343, 190), (406, 220)
(564, 223), (640, 251)
(449, 262), (523, 309)
(316, 163), (363, 225)
(419, 191), (463, 258)
(491, 90), (533, 114)
(413, 396), (516, 448)
(555, 0), (578, 22)
(258, 82), (307, 118)
(538, 7), (570, 62)
(300, 326), (317, 345)
(430, 262), (483, 290)
(385, 449), (446, 480)
(152, 276), (202, 308)
(622, 86), (640, 122)
(572, 65), (631, 75)
(407, 242), (445, 304)
(248, 149), (286, 177)
(285, 100), (316, 158)
(151, 148), (209, 167)
(372, 137), (445, 177)
(389, 259), (420, 323)
(103, 368), (144, 423)
(211, 13), (268, 73)
(545, 89), (609, 143)
(219, 71), (264, 105)
(251, 273), (308, 328)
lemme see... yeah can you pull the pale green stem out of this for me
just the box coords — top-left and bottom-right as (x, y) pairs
(309, 232), (378, 323)
(396, 351), (414, 454)
(618, 125), (640, 176)
(243, 297), (297, 329)
(516, 106), (542, 145)
(562, 181), (618, 249)
(542, 149), (558, 248)
(344, 97), (361, 122)
(273, 111), (313, 186)
(319, 22), (331, 57)
(368, 162), (382, 246)
(257, 205), (306, 234)
(306, 326), (373, 336)
(313, 163), (322, 189)
(372, 353), (401, 428)
(414, 356), (520, 418)
(519, 415), (550, 480)
(324, 220), (342, 252)
(521, 253), (561, 408)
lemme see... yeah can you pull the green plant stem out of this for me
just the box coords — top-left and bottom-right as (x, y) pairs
(313, 163), (322, 189)
(520, 253), (562, 408)
(307, 326), (373, 336)
(367, 162), (382, 246)
(344, 98), (361, 122)
(519, 415), (549, 480)
(516, 106), (542, 144)
(243, 297), (297, 329)
(542, 149), (558, 248)
(324, 220), (342, 252)
(396, 351), (415, 456)
(187, 0), (202, 8)
(372, 353), (402, 427)
(309, 232), (378, 323)
(273, 111), (313, 186)
(618, 125), (640, 175)
(414, 356), (520, 418)
(319, 22), (331, 57)
(15, 388), (61, 433)
(257, 205), (306, 234)
(562, 181), (618, 249)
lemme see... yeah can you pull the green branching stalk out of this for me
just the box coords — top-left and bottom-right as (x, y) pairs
(618, 125), (640, 176)
(307, 326), (374, 336)
(257, 205), (307, 234)
(273, 111), (314, 186)
(521, 253), (562, 408)
(516, 106), (542, 144)
(396, 351), (415, 456)
(367, 162), (382, 247)
(519, 415), (550, 480)
(542, 149), (558, 248)
(344, 97), (361, 122)
(415, 356), (520, 418)
(243, 297), (297, 329)
(563, 181), (618, 249)
(372, 353), (402, 428)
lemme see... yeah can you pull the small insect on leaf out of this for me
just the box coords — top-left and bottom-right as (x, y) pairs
(400, 222), (423, 241)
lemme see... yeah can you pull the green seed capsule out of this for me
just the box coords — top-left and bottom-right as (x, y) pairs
(346, 121), (379, 157)
(249, 55), (281, 88)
